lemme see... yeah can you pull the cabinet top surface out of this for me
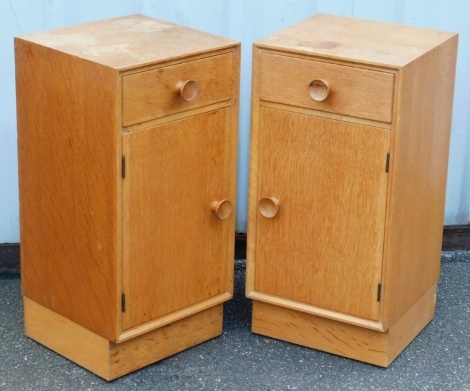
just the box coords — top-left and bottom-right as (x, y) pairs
(16, 14), (238, 70)
(256, 14), (457, 68)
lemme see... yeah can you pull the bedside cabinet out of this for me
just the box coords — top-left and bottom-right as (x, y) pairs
(246, 14), (458, 366)
(16, 15), (240, 380)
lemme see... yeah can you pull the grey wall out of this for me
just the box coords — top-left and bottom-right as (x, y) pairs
(1, 0), (469, 242)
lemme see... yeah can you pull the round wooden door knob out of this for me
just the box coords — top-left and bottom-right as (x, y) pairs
(211, 199), (232, 220)
(308, 79), (329, 101)
(178, 80), (198, 102)
(258, 197), (279, 218)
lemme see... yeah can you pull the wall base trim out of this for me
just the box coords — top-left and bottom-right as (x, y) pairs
(2, 225), (469, 274)
(0, 243), (20, 276)
(442, 224), (470, 251)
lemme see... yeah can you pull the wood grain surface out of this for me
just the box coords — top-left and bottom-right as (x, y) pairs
(252, 283), (436, 367)
(256, 13), (456, 68)
(16, 38), (120, 340)
(380, 34), (458, 328)
(18, 14), (237, 71)
(122, 108), (236, 331)
(259, 52), (395, 122)
(16, 15), (240, 348)
(251, 107), (389, 321)
(24, 297), (223, 380)
(122, 52), (233, 126)
(247, 14), (457, 366)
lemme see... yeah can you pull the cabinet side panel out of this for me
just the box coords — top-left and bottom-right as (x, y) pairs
(246, 46), (262, 296)
(229, 44), (241, 290)
(16, 39), (119, 340)
(382, 36), (458, 326)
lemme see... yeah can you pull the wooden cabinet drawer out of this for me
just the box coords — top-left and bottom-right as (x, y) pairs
(122, 52), (233, 126)
(259, 52), (395, 123)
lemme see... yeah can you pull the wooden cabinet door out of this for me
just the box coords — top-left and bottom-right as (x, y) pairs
(122, 109), (235, 330)
(253, 107), (390, 320)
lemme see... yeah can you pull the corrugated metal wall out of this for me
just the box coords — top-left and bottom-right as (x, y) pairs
(1, 0), (469, 240)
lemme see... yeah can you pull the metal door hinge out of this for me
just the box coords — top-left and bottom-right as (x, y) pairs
(121, 293), (126, 312)
(385, 152), (390, 173)
(121, 156), (126, 179)
(377, 283), (382, 302)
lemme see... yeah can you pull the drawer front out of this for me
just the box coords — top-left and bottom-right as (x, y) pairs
(259, 53), (394, 123)
(122, 52), (233, 126)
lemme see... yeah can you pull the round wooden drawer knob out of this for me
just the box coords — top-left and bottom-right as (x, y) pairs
(308, 79), (329, 101)
(211, 199), (232, 220)
(258, 197), (279, 218)
(178, 80), (198, 102)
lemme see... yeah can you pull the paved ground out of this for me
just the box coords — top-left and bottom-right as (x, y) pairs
(1, 252), (469, 391)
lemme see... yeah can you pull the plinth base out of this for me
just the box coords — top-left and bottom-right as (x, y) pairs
(251, 283), (436, 367)
(24, 297), (223, 380)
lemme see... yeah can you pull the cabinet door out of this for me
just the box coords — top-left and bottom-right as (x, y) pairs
(122, 108), (235, 330)
(253, 107), (389, 320)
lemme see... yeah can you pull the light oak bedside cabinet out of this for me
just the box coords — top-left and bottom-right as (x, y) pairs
(16, 15), (240, 380)
(246, 14), (458, 366)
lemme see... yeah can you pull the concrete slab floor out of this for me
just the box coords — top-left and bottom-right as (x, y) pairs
(1, 252), (469, 391)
